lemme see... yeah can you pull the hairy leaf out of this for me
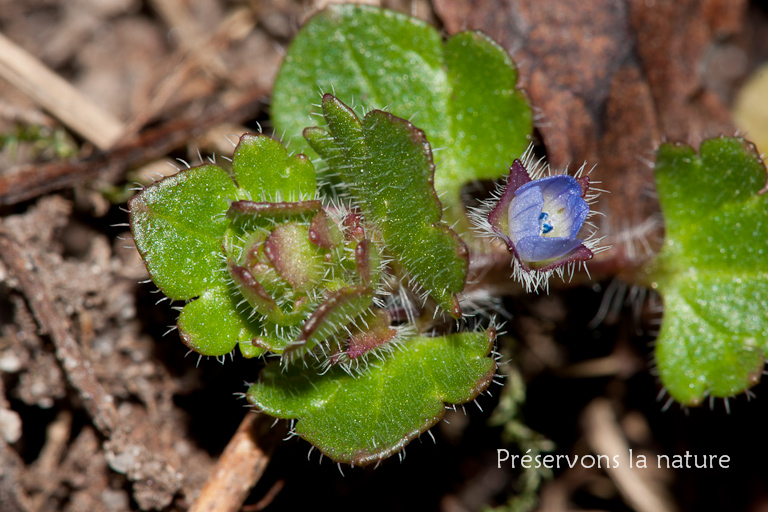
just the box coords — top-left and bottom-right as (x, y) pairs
(272, 4), (531, 227)
(130, 134), (319, 358)
(247, 329), (497, 466)
(177, 285), (263, 357)
(646, 137), (768, 405)
(305, 94), (467, 317)
(232, 134), (316, 201)
(129, 164), (236, 300)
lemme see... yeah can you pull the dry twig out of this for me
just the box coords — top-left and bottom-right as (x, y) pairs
(0, 31), (124, 150)
(0, 89), (267, 206)
(582, 399), (677, 512)
(189, 412), (281, 512)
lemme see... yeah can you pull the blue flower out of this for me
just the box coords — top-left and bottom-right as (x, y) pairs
(507, 170), (591, 268)
(472, 152), (598, 291)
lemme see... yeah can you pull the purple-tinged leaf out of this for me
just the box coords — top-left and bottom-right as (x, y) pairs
(263, 223), (325, 294)
(354, 239), (374, 286)
(308, 209), (341, 249)
(346, 309), (397, 360)
(282, 285), (375, 361)
(226, 200), (321, 222)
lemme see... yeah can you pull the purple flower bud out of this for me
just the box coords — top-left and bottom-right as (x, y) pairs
(472, 151), (600, 291)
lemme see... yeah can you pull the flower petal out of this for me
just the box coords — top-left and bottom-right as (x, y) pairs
(519, 174), (582, 203)
(515, 236), (586, 264)
(508, 184), (543, 245)
(516, 174), (589, 239)
(554, 193), (590, 238)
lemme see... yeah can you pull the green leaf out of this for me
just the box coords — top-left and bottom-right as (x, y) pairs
(233, 134), (316, 201)
(645, 137), (768, 405)
(440, 31), (533, 224)
(129, 164), (236, 300)
(129, 133), (323, 358)
(305, 95), (467, 317)
(177, 286), (264, 357)
(272, 4), (531, 227)
(247, 329), (497, 466)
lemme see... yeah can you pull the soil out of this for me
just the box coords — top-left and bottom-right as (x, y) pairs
(1, 1), (767, 511)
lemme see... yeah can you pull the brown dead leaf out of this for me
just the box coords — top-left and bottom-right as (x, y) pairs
(434, 0), (746, 267)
